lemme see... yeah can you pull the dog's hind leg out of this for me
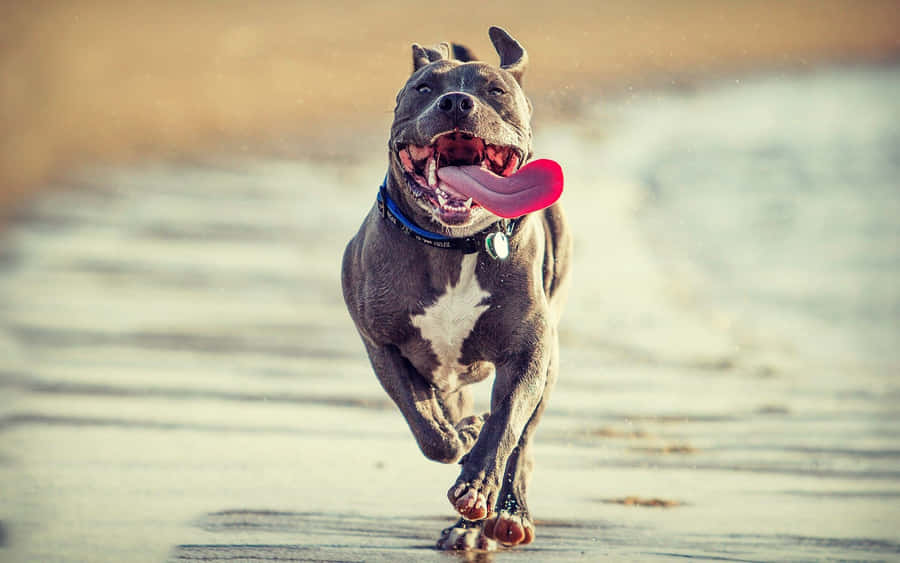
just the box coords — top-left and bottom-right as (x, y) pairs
(365, 342), (484, 463)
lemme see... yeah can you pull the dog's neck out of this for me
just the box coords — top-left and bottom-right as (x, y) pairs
(383, 166), (500, 236)
(380, 173), (521, 259)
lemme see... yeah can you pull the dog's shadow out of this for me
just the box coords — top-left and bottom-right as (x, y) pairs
(170, 509), (613, 561)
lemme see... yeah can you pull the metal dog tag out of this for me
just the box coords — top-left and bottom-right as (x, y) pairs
(485, 232), (509, 260)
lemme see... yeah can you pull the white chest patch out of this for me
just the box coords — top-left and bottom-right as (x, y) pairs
(411, 254), (491, 386)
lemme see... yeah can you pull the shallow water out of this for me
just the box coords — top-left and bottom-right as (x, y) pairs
(593, 66), (900, 377)
(1, 65), (899, 562)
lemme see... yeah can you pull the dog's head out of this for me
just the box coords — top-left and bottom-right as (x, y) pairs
(388, 26), (533, 234)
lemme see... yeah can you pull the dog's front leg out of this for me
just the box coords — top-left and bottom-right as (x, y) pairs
(364, 342), (484, 464)
(483, 334), (559, 546)
(446, 320), (552, 520)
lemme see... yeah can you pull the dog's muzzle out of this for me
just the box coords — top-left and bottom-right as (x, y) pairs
(397, 131), (521, 225)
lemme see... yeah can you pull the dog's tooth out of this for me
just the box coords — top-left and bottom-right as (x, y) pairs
(437, 193), (448, 207)
(464, 197), (473, 208)
(427, 157), (437, 188)
(504, 152), (519, 176)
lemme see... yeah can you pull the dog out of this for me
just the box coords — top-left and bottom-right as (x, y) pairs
(342, 26), (571, 551)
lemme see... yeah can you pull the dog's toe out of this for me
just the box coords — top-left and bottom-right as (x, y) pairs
(448, 482), (491, 520)
(484, 511), (535, 546)
(436, 518), (497, 551)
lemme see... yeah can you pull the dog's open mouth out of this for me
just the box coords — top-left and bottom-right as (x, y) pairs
(397, 131), (521, 224)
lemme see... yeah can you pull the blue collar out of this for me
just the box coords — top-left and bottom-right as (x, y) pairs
(378, 183), (451, 242)
(377, 177), (519, 256)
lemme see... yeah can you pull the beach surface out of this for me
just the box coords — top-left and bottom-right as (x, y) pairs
(2, 3), (900, 562)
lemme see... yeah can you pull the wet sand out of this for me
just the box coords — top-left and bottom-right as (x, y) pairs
(2, 63), (900, 561)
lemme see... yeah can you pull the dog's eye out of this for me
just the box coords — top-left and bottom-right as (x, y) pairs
(489, 86), (505, 96)
(416, 84), (432, 94)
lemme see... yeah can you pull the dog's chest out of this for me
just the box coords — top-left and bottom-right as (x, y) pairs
(410, 254), (491, 389)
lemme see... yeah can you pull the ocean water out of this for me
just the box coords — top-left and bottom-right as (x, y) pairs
(549, 65), (900, 381)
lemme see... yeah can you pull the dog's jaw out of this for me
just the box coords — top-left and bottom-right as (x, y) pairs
(393, 130), (523, 229)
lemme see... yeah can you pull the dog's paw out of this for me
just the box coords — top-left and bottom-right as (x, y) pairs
(453, 412), (488, 449)
(436, 518), (497, 551)
(447, 479), (496, 521)
(483, 510), (535, 546)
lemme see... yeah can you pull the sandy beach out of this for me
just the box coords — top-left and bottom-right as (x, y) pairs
(2, 2), (900, 562)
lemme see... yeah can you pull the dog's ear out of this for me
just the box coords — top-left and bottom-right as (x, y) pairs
(451, 44), (477, 63)
(412, 42), (451, 72)
(488, 26), (528, 84)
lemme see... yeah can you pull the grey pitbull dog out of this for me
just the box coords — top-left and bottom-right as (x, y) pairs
(342, 26), (571, 551)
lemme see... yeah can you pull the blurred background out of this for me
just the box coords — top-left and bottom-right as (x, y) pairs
(1, 2), (899, 562)
(2, 0), (898, 216)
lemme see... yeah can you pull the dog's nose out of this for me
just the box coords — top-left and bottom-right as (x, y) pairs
(437, 92), (475, 119)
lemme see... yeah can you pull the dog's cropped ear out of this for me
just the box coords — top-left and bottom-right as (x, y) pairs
(451, 44), (477, 62)
(488, 26), (528, 84)
(412, 42), (451, 72)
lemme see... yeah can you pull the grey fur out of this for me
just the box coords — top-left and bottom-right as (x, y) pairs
(342, 26), (571, 549)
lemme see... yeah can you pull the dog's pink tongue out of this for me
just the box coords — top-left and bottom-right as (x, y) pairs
(437, 159), (563, 218)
